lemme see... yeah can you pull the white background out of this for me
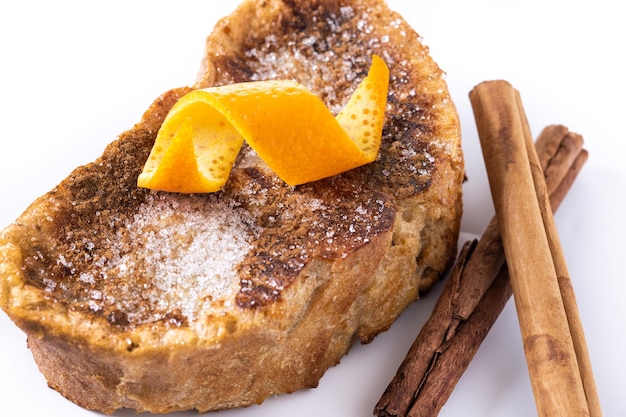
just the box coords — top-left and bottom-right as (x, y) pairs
(0, 1), (624, 416)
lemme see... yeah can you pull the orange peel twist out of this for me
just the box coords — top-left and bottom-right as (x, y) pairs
(138, 55), (389, 193)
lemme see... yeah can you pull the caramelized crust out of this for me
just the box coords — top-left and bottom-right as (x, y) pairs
(0, 0), (463, 413)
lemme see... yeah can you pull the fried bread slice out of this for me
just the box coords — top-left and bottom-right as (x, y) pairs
(0, 0), (463, 413)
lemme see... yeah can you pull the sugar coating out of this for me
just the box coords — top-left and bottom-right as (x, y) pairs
(244, 7), (383, 115)
(53, 193), (259, 325)
(28, 2), (456, 325)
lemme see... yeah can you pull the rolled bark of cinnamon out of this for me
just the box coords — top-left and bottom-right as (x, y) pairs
(516, 95), (601, 417)
(470, 80), (591, 417)
(374, 123), (590, 417)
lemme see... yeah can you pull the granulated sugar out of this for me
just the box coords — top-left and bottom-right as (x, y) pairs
(244, 7), (378, 115)
(64, 193), (260, 326)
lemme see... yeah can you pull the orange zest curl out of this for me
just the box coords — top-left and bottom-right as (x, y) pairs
(138, 55), (389, 193)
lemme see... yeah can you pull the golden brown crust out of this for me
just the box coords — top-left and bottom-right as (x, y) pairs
(0, 0), (463, 413)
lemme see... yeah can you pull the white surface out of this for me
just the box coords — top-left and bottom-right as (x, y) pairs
(0, 1), (624, 416)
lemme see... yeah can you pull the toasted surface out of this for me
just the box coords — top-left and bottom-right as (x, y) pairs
(0, 0), (463, 414)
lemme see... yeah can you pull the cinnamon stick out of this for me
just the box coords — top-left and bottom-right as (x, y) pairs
(470, 80), (591, 416)
(374, 123), (587, 417)
(405, 263), (513, 417)
(516, 94), (601, 417)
